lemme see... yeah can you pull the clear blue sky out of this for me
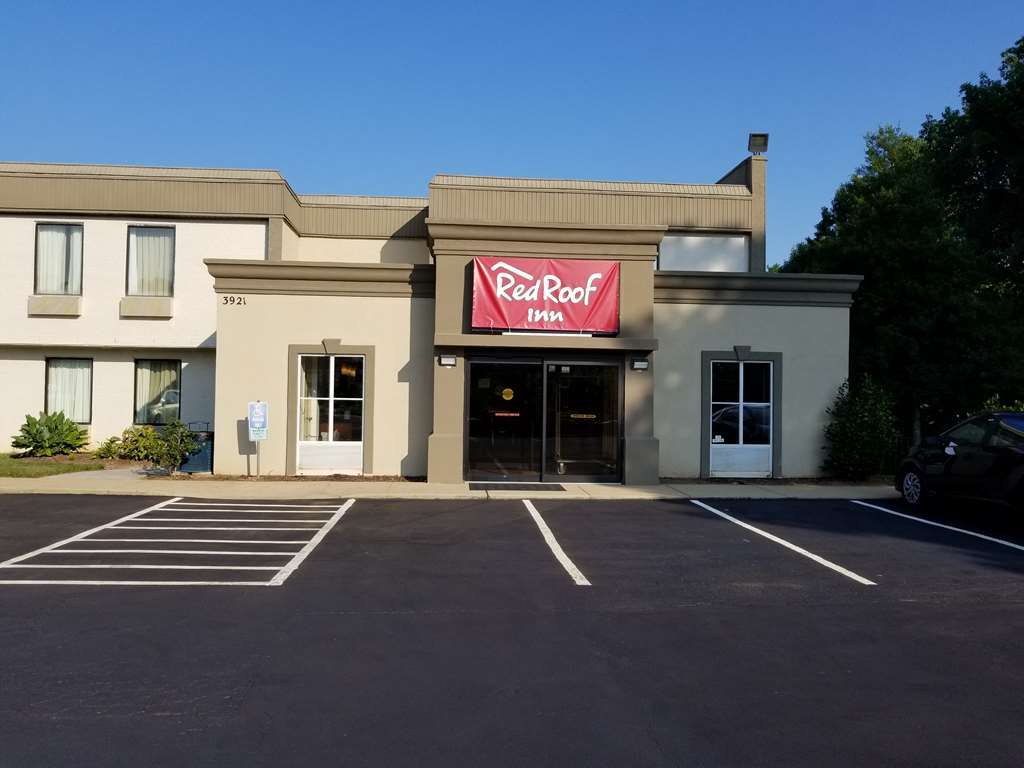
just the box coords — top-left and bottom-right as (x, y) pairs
(4, 1), (1022, 265)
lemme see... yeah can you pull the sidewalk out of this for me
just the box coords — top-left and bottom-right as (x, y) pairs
(0, 468), (899, 501)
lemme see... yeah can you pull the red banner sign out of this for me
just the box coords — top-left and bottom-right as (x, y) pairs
(471, 257), (620, 333)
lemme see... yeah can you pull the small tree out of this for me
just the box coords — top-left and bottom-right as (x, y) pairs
(823, 377), (899, 479)
(11, 412), (89, 457)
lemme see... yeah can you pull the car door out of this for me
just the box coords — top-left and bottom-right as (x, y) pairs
(942, 416), (998, 499)
(982, 417), (1024, 501)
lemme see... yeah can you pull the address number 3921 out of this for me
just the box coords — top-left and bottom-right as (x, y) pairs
(222, 295), (247, 305)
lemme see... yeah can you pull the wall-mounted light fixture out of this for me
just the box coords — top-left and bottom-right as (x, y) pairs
(630, 358), (650, 371)
(748, 132), (769, 154)
(438, 354), (457, 367)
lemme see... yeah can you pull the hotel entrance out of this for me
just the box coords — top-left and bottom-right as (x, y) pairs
(466, 358), (622, 483)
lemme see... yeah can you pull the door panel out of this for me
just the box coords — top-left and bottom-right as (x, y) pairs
(467, 362), (543, 481)
(544, 364), (621, 483)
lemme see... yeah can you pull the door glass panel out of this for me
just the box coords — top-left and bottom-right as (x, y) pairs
(334, 358), (363, 398)
(545, 364), (620, 482)
(467, 362), (543, 481)
(711, 404), (740, 444)
(711, 362), (739, 402)
(742, 404), (771, 444)
(299, 399), (330, 441)
(946, 418), (988, 447)
(301, 357), (330, 398)
(743, 362), (771, 403)
(332, 401), (362, 441)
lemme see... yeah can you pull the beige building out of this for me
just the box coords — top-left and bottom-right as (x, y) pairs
(0, 140), (859, 482)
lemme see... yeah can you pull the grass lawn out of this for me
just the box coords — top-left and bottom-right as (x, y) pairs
(0, 453), (106, 478)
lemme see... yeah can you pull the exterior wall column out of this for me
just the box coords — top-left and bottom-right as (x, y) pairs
(426, 348), (465, 483)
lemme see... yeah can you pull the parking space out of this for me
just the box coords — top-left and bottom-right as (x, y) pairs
(0, 496), (352, 586)
(2, 493), (1024, 766)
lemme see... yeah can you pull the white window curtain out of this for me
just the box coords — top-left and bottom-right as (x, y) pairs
(46, 359), (92, 423)
(135, 360), (181, 424)
(127, 227), (175, 296)
(36, 224), (83, 295)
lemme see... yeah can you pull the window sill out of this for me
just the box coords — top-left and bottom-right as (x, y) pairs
(27, 294), (82, 316)
(120, 296), (173, 319)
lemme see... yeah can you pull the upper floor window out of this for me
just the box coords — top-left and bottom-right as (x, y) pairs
(127, 226), (175, 297)
(658, 234), (750, 272)
(35, 223), (83, 295)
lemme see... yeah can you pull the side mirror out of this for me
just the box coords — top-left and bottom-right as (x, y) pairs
(944, 441), (957, 456)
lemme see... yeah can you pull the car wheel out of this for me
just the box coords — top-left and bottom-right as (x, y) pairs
(900, 468), (926, 507)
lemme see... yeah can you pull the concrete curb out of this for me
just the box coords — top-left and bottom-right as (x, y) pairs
(0, 471), (900, 501)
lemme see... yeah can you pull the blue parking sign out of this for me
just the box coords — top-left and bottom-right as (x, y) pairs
(248, 401), (268, 441)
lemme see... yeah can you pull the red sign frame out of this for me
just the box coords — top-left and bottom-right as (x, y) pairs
(470, 256), (620, 334)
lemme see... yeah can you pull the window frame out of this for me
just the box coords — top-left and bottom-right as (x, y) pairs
(709, 360), (773, 447)
(34, 221), (85, 296)
(44, 356), (94, 425)
(125, 224), (176, 298)
(297, 354), (366, 444)
(133, 358), (182, 425)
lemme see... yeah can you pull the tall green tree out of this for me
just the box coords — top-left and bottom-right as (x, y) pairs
(783, 37), (1024, 442)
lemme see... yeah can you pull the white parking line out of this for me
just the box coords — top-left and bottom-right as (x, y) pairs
(0, 497), (352, 587)
(850, 500), (1024, 553)
(690, 499), (877, 586)
(49, 550), (300, 556)
(0, 497), (182, 567)
(135, 518), (330, 524)
(112, 525), (319, 531)
(270, 499), (355, 586)
(165, 502), (337, 508)
(522, 500), (591, 586)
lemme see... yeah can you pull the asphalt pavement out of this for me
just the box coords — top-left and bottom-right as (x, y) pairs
(1, 493), (1022, 767)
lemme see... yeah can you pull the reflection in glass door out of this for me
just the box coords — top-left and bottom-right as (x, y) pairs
(467, 361), (543, 480)
(545, 363), (621, 482)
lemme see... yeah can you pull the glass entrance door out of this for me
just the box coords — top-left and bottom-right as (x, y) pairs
(544, 363), (621, 483)
(467, 361), (543, 481)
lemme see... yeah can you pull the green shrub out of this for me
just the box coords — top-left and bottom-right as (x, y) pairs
(823, 376), (899, 479)
(116, 426), (164, 462)
(152, 420), (200, 472)
(95, 436), (122, 459)
(11, 412), (89, 457)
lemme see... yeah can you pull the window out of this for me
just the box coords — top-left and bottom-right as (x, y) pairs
(35, 223), (83, 295)
(989, 417), (1024, 449)
(298, 355), (364, 442)
(658, 234), (750, 272)
(134, 360), (181, 424)
(127, 226), (175, 296)
(46, 358), (92, 423)
(945, 417), (990, 447)
(710, 360), (771, 446)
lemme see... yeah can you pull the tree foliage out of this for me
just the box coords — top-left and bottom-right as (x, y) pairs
(783, 37), (1024, 440)
(823, 377), (899, 479)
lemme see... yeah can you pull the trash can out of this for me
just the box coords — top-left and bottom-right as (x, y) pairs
(179, 422), (214, 474)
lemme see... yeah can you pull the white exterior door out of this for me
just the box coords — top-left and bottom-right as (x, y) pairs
(296, 354), (365, 475)
(709, 360), (772, 478)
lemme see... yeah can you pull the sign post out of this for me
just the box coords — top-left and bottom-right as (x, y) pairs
(247, 401), (268, 478)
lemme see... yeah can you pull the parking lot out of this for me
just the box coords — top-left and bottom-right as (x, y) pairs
(1, 493), (1023, 767)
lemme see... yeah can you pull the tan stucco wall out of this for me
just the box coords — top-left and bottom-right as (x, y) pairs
(654, 303), (850, 478)
(212, 294), (434, 476)
(0, 215), (266, 349)
(0, 347), (215, 451)
(284, 237), (431, 264)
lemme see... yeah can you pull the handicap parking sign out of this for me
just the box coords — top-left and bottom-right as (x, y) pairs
(248, 401), (268, 441)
